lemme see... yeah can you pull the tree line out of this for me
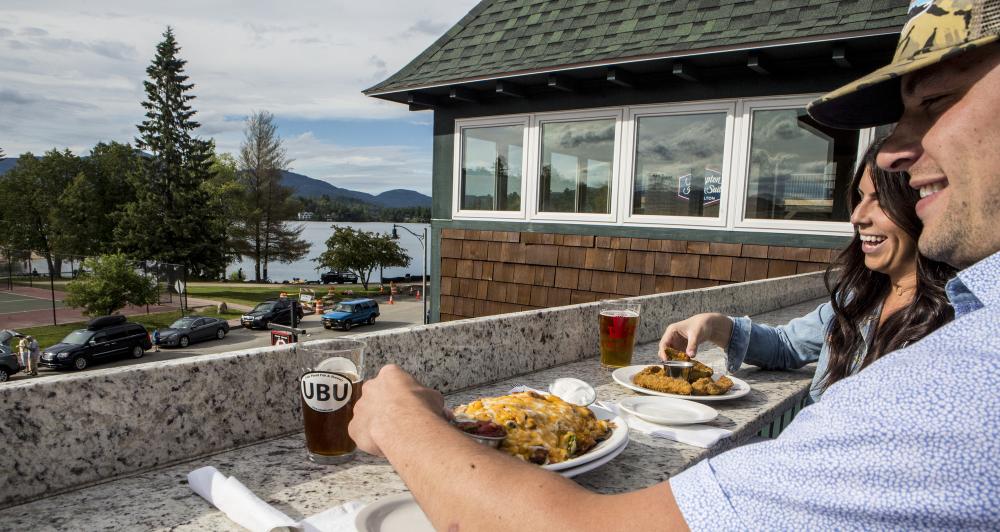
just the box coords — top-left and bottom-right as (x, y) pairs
(296, 196), (430, 223)
(0, 27), (417, 283)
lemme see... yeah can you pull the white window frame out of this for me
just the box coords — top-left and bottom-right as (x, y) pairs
(450, 95), (874, 236)
(621, 100), (737, 229)
(727, 95), (864, 236)
(452, 115), (530, 220)
(527, 107), (623, 224)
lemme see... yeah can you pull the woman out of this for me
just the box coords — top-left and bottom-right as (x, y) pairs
(658, 140), (956, 402)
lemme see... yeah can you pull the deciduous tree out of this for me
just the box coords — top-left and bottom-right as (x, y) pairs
(235, 110), (309, 281)
(315, 226), (410, 290)
(64, 254), (158, 317)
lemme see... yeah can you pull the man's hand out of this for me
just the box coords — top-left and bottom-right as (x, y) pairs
(658, 313), (733, 359)
(349, 364), (445, 457)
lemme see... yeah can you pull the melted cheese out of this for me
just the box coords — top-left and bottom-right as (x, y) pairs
(454, 391), (612, 465)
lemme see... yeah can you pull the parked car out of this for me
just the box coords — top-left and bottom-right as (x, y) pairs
(241, 299), (304, 329)
(157, 316), (230, 348)
(321, 271), (359, 284)
(40, 315), (152, 371)
(0, 329), (25, 382)
(321, 298), (380, 330)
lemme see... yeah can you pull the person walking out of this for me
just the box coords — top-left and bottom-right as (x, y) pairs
(26, 336), (40, 376)
(152, 328), (160, 352)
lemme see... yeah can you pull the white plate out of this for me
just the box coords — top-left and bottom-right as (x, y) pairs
(618, 396), (718, 425)
(355, 439), (631, 532)
(541, 404), (627, 471)
(612, 365), (751, 402)
(355, 493), (435, 532)
(557, 436), (628, 478)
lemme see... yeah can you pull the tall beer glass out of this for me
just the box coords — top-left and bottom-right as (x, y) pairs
(299, 339), (366, 464)
(599, 302), (641, 368)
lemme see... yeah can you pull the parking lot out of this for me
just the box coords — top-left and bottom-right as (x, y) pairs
(5, 299), (424, 382)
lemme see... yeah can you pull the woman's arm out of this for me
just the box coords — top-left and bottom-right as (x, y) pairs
(729, 302), (832, 371)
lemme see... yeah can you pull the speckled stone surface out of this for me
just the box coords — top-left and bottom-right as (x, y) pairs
(0, 272), (825, 508)
(0, 299), (823, 531)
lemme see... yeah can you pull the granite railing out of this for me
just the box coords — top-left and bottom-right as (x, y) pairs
(0, 271), (827, 508)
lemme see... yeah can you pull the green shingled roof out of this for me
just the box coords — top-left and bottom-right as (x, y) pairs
(366, 0), (910, 95)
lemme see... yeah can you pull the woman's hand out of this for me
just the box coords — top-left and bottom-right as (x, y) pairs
(658, 313), (734, 359)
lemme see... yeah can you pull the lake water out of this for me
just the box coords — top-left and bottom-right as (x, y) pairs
(226, 221), (432, 283)
(24, 221), (431, 283)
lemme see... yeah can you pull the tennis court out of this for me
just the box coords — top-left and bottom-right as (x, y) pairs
(0, 289), (64, 315)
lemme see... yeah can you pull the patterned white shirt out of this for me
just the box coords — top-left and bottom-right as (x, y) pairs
(670, 251), (1000, 530)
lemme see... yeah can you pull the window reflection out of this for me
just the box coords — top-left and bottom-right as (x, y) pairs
(632, 113), (727, 218)
(744, 109), (858, 222)
(539, 119), (615, 214)
(461, 125), (523, 211)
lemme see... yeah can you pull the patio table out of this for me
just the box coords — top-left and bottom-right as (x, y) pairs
(0, 299), (819, 530)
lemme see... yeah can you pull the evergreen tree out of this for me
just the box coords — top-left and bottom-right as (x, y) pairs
(115, 27), (227, 278)
(235, 110), (309, 281)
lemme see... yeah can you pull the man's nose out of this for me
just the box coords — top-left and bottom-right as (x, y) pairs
(876, 121), (923, 173)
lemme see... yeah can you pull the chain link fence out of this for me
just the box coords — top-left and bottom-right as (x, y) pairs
(0, 250), (186, 327)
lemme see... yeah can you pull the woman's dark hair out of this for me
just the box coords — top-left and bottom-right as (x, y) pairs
(821, 138), (956, 391)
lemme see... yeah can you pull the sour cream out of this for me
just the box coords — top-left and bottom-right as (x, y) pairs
(549, 378), (597, 406)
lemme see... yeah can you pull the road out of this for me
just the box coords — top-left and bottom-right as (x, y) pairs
(6, 299), (423, 382)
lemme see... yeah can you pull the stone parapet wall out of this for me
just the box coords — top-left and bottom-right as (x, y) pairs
(0, 272), (827, 508)
(439, 228), (836, 321)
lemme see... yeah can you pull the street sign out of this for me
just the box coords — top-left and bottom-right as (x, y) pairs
(174, 280), (186, 294)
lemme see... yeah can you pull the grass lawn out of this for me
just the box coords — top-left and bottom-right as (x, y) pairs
(186, 283), (381, 308)
(20, 308), (243, 348)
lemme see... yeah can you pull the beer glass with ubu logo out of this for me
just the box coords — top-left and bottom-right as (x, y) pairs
(599, 302), (641, 368)
(299, 339), (366, 464)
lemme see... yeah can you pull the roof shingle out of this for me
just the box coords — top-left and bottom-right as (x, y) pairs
(366, 0), (909, 95)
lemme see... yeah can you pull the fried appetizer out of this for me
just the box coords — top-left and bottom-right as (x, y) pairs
(691, 375), (734, 396)
(633, 365), (693, 395)
(452, 391), (612, 465)
(663, 346), (714, 380)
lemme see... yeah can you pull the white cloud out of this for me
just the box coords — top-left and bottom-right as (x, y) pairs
(0, 0), (477, 192)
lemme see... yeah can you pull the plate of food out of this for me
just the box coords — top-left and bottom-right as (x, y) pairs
(452, 390), (628, 472)
(612, 349), (750, 401)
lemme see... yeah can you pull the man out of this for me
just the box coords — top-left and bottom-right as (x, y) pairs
(349, 1), (1000, 529)
(26, 335), (39, 376)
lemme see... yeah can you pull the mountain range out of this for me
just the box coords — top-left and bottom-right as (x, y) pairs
(0, 158), (431, 209)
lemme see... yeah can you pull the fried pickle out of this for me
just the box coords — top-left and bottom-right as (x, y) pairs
(633, 366), (693, 395)
(691, 375), (734, 396)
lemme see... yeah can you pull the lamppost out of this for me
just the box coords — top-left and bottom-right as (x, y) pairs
(391, 224), (428, 324)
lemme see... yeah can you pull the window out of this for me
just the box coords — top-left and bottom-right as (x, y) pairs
(452, 96), (870, 235)
(742, 108), (858, 223)
(630, 111), (729, 219)
(538, 118), (616, 215)
(460, 124), (524, 211)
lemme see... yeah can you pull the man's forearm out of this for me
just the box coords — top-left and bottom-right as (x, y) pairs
(372, 408), (688, 531)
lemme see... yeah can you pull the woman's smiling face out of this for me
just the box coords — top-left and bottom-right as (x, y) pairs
(850, 168), (918, 277)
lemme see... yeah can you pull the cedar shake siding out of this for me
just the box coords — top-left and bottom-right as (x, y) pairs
(438, 228), (832, 321)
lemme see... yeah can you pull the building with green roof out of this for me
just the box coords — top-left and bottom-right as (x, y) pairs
(367, 0), (910, 322)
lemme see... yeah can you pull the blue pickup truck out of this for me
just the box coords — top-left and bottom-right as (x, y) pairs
(321, 298), (380, 331)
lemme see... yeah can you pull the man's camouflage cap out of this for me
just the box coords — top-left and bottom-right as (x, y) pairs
(808, 0), (1000, 129)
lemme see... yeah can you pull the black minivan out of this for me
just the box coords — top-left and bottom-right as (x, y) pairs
(40, 316), (152, 371)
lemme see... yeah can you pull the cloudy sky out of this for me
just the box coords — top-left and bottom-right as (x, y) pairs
(0, 0), (481, 195)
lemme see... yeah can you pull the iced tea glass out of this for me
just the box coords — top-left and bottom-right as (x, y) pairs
(599, 302), (641, 368)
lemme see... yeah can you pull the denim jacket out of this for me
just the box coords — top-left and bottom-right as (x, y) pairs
(726, 302), (876, 403)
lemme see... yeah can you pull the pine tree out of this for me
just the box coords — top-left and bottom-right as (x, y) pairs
(115, 27), (227, 278)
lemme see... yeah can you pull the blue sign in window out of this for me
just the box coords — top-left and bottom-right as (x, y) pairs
(677, 168), (722, 206)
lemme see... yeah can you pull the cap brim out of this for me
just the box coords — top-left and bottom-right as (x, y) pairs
(808, 35), (1000, 130)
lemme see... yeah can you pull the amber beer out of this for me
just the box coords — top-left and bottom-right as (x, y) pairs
(599, 304), (641, 368)
(301, 370), (363, 463)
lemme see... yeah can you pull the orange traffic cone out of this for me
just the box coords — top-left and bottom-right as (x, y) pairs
(388, 295), (394, 305)
(315, 299), (323, 314)
(415, 290), (421, 301)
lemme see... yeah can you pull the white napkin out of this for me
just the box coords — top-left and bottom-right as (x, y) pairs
(188, 466), (365, 532)
(607, 403), (732, 449)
